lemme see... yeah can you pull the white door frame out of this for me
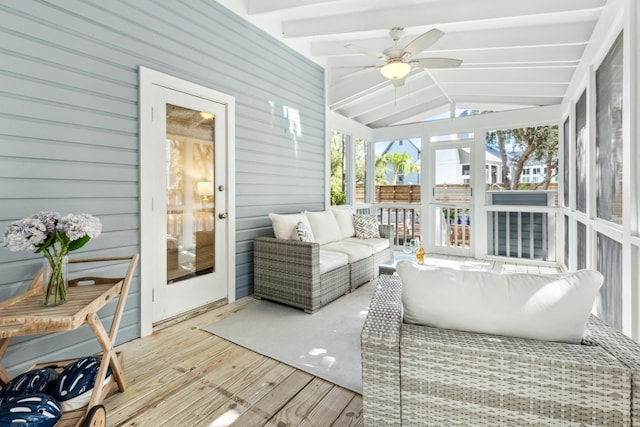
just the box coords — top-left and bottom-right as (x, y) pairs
(139, 67), (236, 337)
(425, 138), (476, 257)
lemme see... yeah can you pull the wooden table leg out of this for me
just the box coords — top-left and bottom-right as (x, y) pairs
(0, 338), (12, 386)
(86, 313), (126, 409)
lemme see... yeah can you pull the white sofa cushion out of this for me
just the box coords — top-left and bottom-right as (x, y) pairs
(304, 210), (342, 245)
(396, 261), (603, 344)
(319, 250), (349, 274)
(329, 206), (356, 239)
(344, 237), (389, 254)
(322, 241), (372, 262)
(269, 213), (310, 240)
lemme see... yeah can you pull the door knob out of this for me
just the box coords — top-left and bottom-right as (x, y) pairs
(218, 212), (228, 219)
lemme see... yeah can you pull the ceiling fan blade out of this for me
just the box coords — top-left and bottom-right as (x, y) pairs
(392, 78), (406, 88)
(344, 43), (388, 61)
(413, 57), (462, 69)
(402, 29), (444, 58)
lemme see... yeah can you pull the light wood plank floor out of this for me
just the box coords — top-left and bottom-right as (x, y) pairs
(103, 254), (562, 426)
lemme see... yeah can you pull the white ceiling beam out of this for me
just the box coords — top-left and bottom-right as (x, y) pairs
(331, 45), (585, 69)
(328, 69), (394, 107)
(328, 73), (389, 108)
(394, 105), (459, 126)
(450, 45), (585, 64)
(443, 83), (568, 98)
(282, 0), (606, 37)
(351, 87), (447, 125)
(453, 102), (537, 113)
(372, 105), (563, 140)
(451, 95), (562, 107)
(368, 98), (452, 128)
(310, 22), (595, 56)
(246, 0), (336, 14)
(338, 78), (442, 119)
(430, 68), (576, 84)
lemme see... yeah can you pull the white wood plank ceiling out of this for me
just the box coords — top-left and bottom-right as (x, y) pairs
(224, 0), (609, 128)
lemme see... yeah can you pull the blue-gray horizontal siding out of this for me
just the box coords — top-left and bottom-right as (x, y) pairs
(0, 0), (324, 376)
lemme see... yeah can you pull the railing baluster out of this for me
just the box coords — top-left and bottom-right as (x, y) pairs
(494, 211), (499, 256)
(517, 212), (522, 259)
(530, 212), (535, 260)
(506, 211), (510, 258)
(542, 213), (547, 261)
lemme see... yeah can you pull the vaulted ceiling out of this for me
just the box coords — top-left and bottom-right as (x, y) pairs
(221, 0), (609, 128)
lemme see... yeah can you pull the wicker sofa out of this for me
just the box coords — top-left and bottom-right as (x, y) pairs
(253, 210), (393, 313)
(362, 274), (640, 426)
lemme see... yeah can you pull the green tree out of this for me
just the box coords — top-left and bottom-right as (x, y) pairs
(487, 125), (558, 190)
(377, 151), (418, 185)
(355, 138), (366, 185)
(330, 131), (346, 205)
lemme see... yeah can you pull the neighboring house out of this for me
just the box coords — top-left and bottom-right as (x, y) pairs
(518, 162), (558, 184)
(377, 140), (509, 187)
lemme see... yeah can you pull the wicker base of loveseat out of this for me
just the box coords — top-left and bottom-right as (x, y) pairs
(254, 264), (350, 313)
(349, 256), (374, 292)
(253, 237), (352, 313)
(362, 274), (640, 426)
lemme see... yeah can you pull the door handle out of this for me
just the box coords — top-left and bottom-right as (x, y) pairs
(218, 212), (228, 219)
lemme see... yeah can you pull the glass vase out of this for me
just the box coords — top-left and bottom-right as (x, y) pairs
(415, 238), (425, 265)
(43, 255), (68, 306)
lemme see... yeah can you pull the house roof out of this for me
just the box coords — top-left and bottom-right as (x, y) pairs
(218, 0), (609, 129)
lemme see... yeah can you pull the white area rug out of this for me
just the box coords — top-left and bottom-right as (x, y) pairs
(202, 281), (376, 394)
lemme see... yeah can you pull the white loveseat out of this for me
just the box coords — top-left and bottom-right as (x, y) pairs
(253, 207), (393, 313)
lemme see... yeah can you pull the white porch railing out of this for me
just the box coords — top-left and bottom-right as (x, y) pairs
(485, 205), (557, 262)
(357, 203), (421, 246)
(356, 193), (558, 262)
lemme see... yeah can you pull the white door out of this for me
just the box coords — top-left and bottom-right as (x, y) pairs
(428, 139), (474, 256)
(149, 86), (228, 323)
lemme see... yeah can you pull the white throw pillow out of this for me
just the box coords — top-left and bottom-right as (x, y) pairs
(304, 210), (342, 245)
(291, 220), (315, 242)
(330, 207), (356, 239)
(269, 213), (309, 240)
(396, 261), (603, 344)
(353, 214), (380, 239)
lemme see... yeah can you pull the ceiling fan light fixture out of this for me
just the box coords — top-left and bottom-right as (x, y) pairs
(380, 61), (411, 80)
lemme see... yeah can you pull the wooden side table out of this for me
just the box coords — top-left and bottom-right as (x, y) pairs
(0, 254), (139, 427)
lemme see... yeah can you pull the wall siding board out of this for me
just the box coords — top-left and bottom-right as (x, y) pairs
(0, 199), (139, 220)
(0, 118), (139, 149)
(0, 180), (139, 199)
(0, 0), (324, 376)
(0, 159), (138, 182)
(0, 138), (138, 165)
(0, 75), (138, 118)
(0, 53), (136, 101)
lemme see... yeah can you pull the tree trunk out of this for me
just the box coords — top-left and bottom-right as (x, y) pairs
(543, 157), (553, 190)
(497, 131), (512, 189)
(512, 128), (536, 190)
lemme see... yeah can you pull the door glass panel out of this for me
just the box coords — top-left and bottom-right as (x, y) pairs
(166, 104), (215, 284)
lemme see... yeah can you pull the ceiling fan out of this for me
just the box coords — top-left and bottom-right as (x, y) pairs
(345, 27), (462, 87)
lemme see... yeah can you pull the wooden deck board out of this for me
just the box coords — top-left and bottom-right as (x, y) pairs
(265, 377), (334, 426)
